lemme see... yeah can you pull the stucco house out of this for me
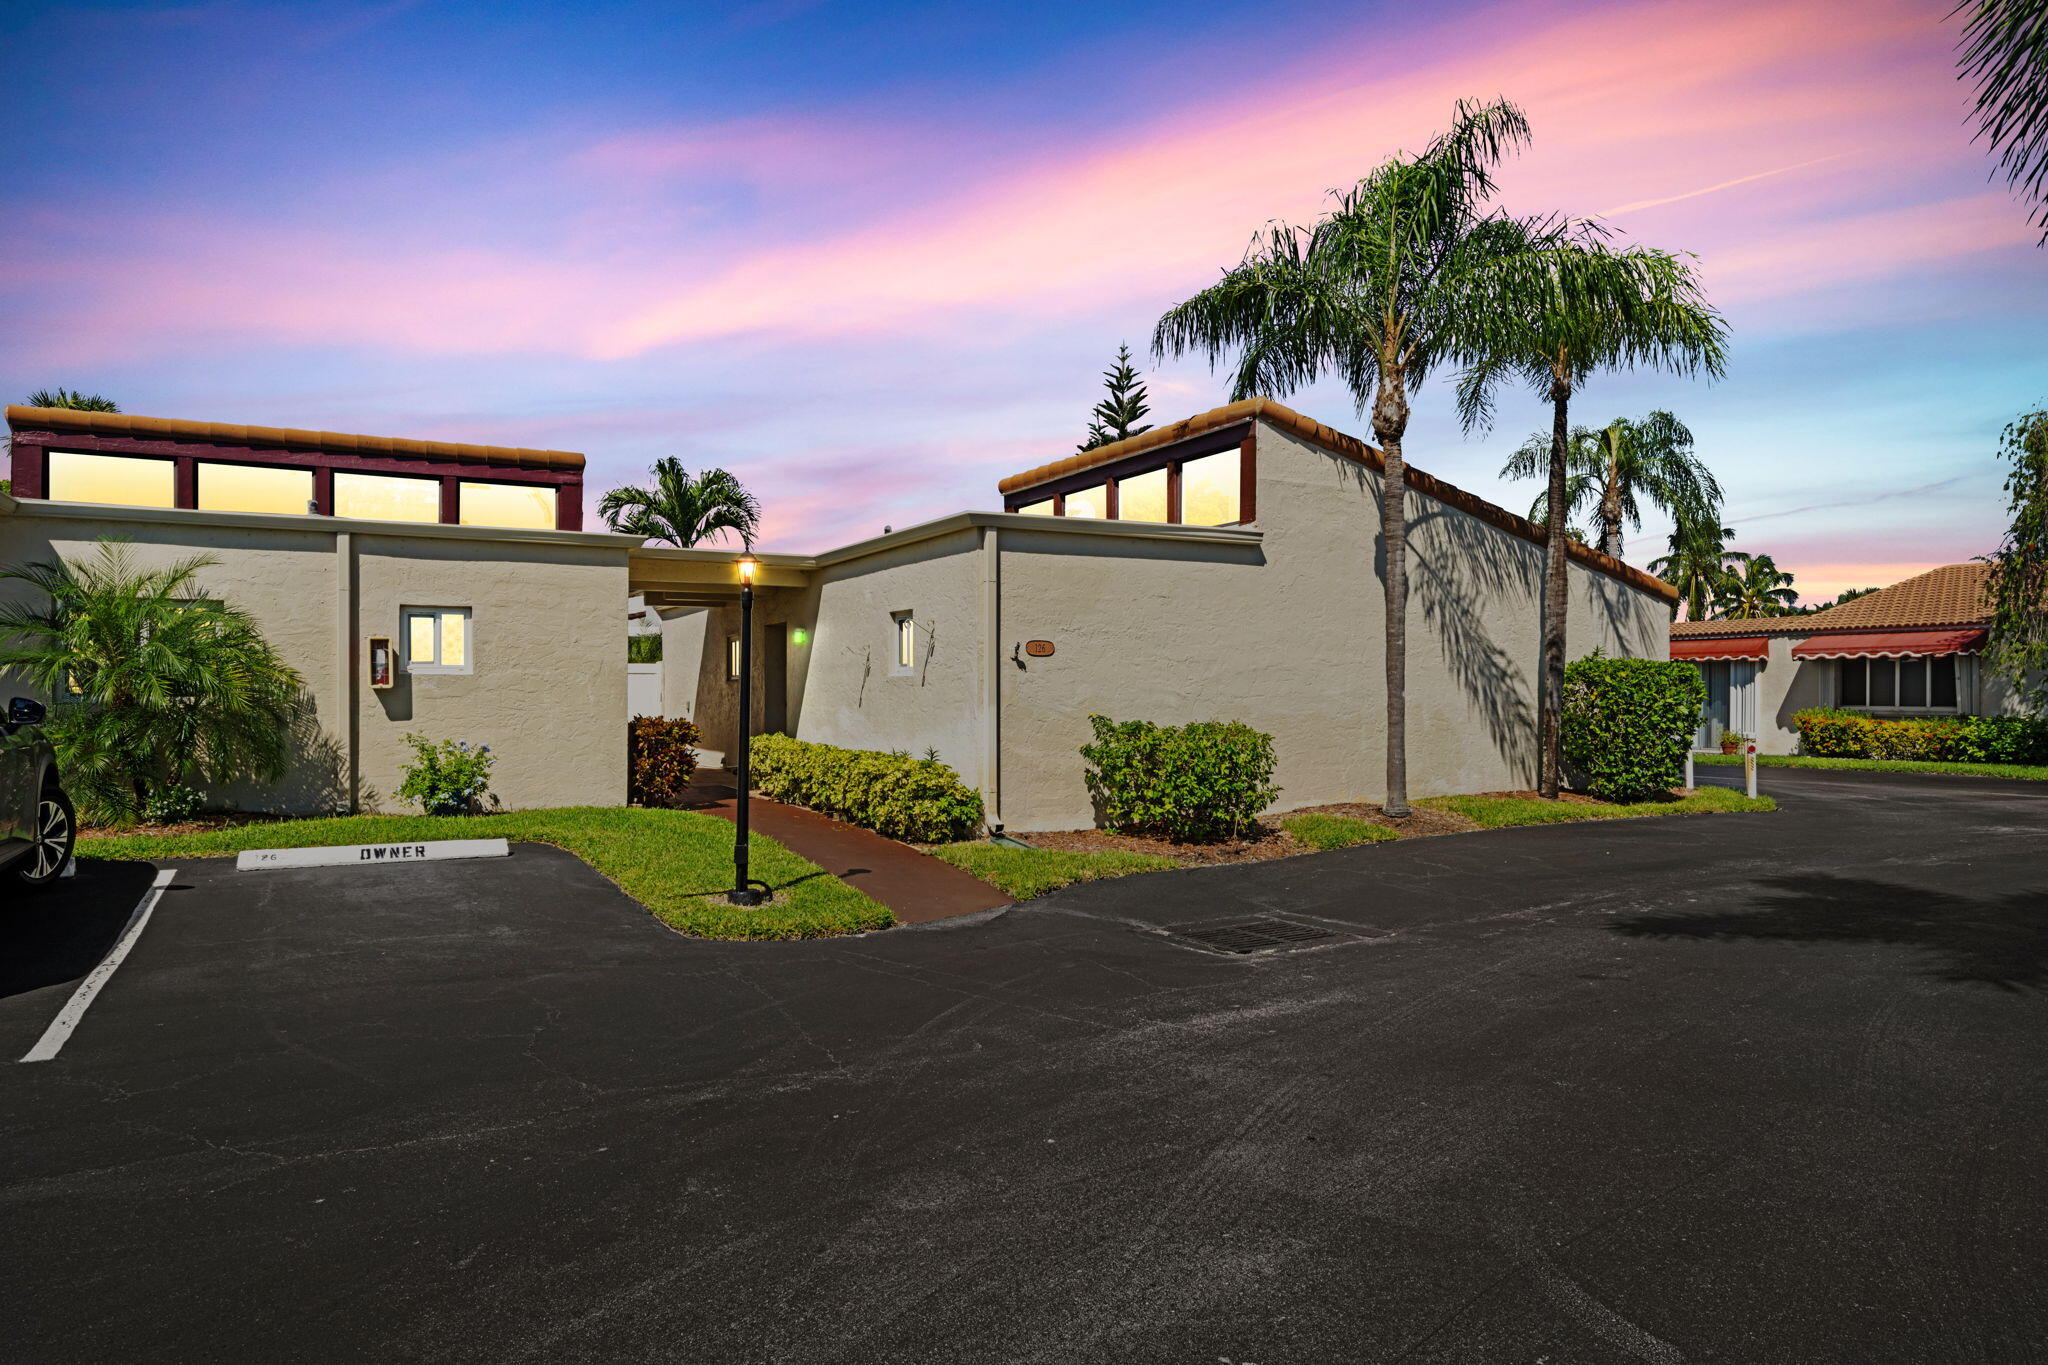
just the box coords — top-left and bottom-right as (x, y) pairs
(1668, 563), (2024, 754)
(643, 398), (1677, 832)
(1, 404), (636, 811)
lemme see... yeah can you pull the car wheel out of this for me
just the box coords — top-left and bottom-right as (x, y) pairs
(13, 786), (75, 890)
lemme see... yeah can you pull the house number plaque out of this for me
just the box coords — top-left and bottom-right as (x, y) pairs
(1024, 640), (1055, 657)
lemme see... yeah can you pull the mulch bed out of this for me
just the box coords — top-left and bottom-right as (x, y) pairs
(1022, 799), (1481, 867)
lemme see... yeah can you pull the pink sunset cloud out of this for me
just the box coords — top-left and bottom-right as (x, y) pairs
(16, 0), (2015, 370)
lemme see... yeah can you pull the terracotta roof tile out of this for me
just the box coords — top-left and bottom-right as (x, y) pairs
(1669, 563), (1993, 639)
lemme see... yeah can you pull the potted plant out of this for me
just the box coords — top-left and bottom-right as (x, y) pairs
(1719, 729), (1749, 755)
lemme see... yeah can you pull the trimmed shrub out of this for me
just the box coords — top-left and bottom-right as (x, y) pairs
(629, 715), (702, 805)
(627, 634), (663, 663)
(1560, 653), (1705, 802)
(1080, 715), (1278, 842)
(1793, 708), (2048, 764)
(747, 735), (984, 842)
(398, 734), (496, 815)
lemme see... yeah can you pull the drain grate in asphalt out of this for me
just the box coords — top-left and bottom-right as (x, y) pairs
(1168, 917), (1341, 955)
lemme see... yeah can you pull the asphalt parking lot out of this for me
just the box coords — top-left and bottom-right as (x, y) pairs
(5, 767), (2048, 1363)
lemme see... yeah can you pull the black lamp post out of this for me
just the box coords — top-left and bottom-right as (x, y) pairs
(728, 554), (770, 906)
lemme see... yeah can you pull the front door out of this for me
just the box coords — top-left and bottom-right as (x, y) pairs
(1693, 661), (1757, 748)
(762, 624), (788, 735)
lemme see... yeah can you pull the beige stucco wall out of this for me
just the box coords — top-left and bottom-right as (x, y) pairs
(351, 534), (626, 810)
(0, 502), (629, 813)
(993, 420), (1667, 829)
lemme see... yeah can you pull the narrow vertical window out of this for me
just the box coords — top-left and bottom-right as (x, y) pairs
(1839, 658), (1866, 706)
(1118, 466), (1169, 523)
(726, 636), (741, 681)
(1178, 449), (1241, 525)
(1064, 485), (1106, 519)
(1931, 656), (1959, 709)
(1869, 658), (1897, 707)
(1899, 657), (1928, 708)
(893, 610), (916, 673)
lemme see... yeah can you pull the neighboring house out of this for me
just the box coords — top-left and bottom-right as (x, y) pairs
(0, 405), (636, 811)
(640, 398), (1677, 832)
(1669, 563), (2024, 754)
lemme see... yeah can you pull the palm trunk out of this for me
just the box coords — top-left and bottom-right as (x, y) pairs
(1598, 456), (1625, 559)
(1540, 375), (1572, 800)
(1374, 371), (1412, 819)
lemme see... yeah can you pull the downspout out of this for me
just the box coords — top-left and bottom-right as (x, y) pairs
(336, 531), (358, 812)
(979, 523), (1003, 832)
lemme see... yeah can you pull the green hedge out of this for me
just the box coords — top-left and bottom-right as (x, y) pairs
(1080, 715), (1278, 842)
(1560, 653), (1706, 802)
(747, 734), (984, 842)
(1793, 708), (2048, 764)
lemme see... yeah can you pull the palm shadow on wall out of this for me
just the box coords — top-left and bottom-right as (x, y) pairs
(1404, 496), (1541, 782)
(1611, 873), (2048, 992)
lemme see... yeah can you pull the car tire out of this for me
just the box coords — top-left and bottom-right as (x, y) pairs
(13, 785), (75, 891)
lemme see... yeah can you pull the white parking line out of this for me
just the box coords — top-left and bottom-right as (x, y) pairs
(20, 868), (177, 1064)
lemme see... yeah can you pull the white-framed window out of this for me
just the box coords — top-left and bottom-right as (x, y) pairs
(1838, 656), (1960, 712)
(726, 636), (741, 682)
(403, 607), (472, 674)
(892, 610), (916, 674)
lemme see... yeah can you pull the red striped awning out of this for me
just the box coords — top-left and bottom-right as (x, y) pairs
(1790, 627), (1988, 659)
(1671, 636), (1767, 661)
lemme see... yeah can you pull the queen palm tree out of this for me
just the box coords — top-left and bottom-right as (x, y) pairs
(1955, 0), (2048, 242)
(0, 540), (303, 819)
(1506, 411), (1719, 560)
(1458, 241), (1726, 797)
(1154, 98), (1546, 817)
(599, 458), (761, 549)
(1650, 522), (1748, 623)
(1713, 554), (1799, 618)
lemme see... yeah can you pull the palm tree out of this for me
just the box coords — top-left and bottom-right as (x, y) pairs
(1955, 0), (2048, 242)
(1458, 240), (1726, 797)
(1713, 555), (1799, 618)
(599, 458), (761, 549)
(1505, 411), (1718, 560)
(1650, 523), (1749, 623)
(24, 388), (119, 411)
(1154, 98), (1544, 817)
(0, 540), (304, 819)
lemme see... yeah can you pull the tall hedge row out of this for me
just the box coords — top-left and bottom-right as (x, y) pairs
(747, 734), (985, 843)
(1560, 653), (1706, 802)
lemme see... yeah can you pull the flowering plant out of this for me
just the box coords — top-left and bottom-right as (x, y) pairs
(397, 733), (497, 815)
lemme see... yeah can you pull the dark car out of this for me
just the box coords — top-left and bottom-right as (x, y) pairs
(1, 698), (75, 891)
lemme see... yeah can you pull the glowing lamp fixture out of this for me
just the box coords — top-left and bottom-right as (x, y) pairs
(737, 555), (757, 584)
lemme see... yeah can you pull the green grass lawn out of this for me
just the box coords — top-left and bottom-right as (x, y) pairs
(926, 842), (1175, 901)
(1420, 785), (1775, 828)
(1694, 753), (2048, 782)
(79, 807), (891, 941)
(1280, 812), (1397, 849)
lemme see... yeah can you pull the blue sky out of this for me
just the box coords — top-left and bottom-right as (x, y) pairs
(4, 0), (2041, 599)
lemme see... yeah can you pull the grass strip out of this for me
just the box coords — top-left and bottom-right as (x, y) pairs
(1420, 785), (1774, 829)
(926, 842), (1175, 901)
(78, 806), (891, 941)
(1693, 753), (2048, 781)
(1280, 812), (1397, 849)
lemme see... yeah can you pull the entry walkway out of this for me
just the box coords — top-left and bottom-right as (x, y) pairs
(677, 769), (1010, 923)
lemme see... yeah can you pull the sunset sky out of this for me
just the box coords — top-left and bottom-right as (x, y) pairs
(4, 0), (2041, 602)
